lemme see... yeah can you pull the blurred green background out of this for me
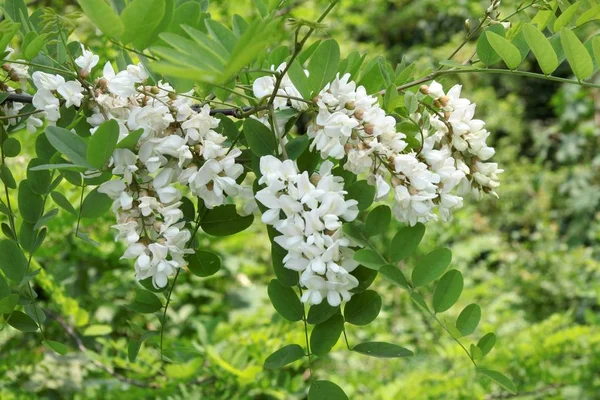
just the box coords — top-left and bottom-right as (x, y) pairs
(1, 0), (600, 399)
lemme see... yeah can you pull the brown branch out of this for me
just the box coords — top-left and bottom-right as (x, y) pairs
(48, 311), (159, 389)
(1, 92), (254, 118)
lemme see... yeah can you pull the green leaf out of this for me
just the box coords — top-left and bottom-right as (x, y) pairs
(0, 273), (9, 298)
(0, 21), (20, 54)
(477, 332), (496, 356)
(0, 164), (16, 189)
(287, 59), (312, 100)
(128, 330), (159, 362)
(307, 302), (340, 325)
(522, 23), (558, 75)
(358, 56), (386, 93)
(87, 119), (119, 169)
(353, 249), (386, 270)
(120, 0), (166, 48)
(346, 180), (375, 211)
(42, 340), (68, 355)
(129, 288), (162, 313)
(18, 180), (44, 223)
(0, 293), (19, 314)
(477, 25), (505, 66)
(479, 369), (517, 395)
(576, 5), (600, 27)
(561, 27), (594, 80)
(270, 236), (299, 287)
(200, 204), (254, 236)
(432, 269), (464, 313)
(350, 265), (378, 293)
(411, 247), (452, 287)
(77, 0), (124, 40)
(285, 135), (309, 161)
(470, 343), (483, 360)
(51, 191), (77, 216)
(365, 205), (391, 236)
(7, 311), (38, 332)
(486, 31), (522, 70)
(379, 264), (410, 290)
(4, 0), (28, 30)
(553, 2), (580, 31)
(310, 314), (344, 356)
(353, 341), (413, 358)
(185, 250), (221, 277)
(263, 344), (305, 369)
(81, 188), (112, 219)
(593, 37), (600, 66)
(45, 126), (91, 168)
(267, 279), (303, 322)
(27, 159), (51, 196)
(309, 380), (348, 400)
(24, 33), (51, 60)
(0, 240), (27, 282)
(243, 118), (277, 157)
(24, 304), (45, 324)
(343, 290), (381, 326)
(3, 137), (20, 157)
(456, 303), (481, 336)
(205, 19), (237, 53)
(308, 39), (340, 95)
(83, 324), (113, 336)
(404, 91), (418, 114)
(389, 223), (425, 262)
(116, 128), (143, 150)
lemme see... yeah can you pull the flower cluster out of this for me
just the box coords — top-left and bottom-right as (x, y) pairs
(3, 46), (251, 288)
(87, 60), (251, 287)
(255, 156), (360, 306)
(299, 74), (501, 225)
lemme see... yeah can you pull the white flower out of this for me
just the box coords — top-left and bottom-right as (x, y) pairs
(57, 81), (85, 108)
(98, 179), (127, 199)
(102, 62), (138, 97)
(32, 71), (65, 91)
(75, 45), (99, 75)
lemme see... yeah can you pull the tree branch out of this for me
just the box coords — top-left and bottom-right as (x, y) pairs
(0, 92), (255, 118)
(48, 311), (159, 389)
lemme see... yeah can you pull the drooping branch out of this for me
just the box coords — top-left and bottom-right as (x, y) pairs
(0, 92), (255, 117)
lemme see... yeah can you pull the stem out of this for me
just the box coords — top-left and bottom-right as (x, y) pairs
(0, 59), (77, 77)
(159, 206), (207, 360)
(109, 39), (158, 61)
(0, 109), (43, 120)
(391, 68), (600, 95)
(298, 285), (313, 376)
(267, 0), (340, 108)
(356, 228), (478, 368)
(438, 16), (488, 71)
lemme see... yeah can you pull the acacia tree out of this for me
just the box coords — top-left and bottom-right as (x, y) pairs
(0, 0), (598, 397)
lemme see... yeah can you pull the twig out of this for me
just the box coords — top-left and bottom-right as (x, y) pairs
(49, 311), (159, 389)
(0, 92), (256, 118)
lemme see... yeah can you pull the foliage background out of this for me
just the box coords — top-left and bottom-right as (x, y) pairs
(1, 0), (599, 399)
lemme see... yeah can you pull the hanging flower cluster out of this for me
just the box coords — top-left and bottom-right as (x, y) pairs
(256, 156), (361, 306)
(8, 47), (250, 288)
(256, 70), (502, 226)
(91, 64), (250, 288)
